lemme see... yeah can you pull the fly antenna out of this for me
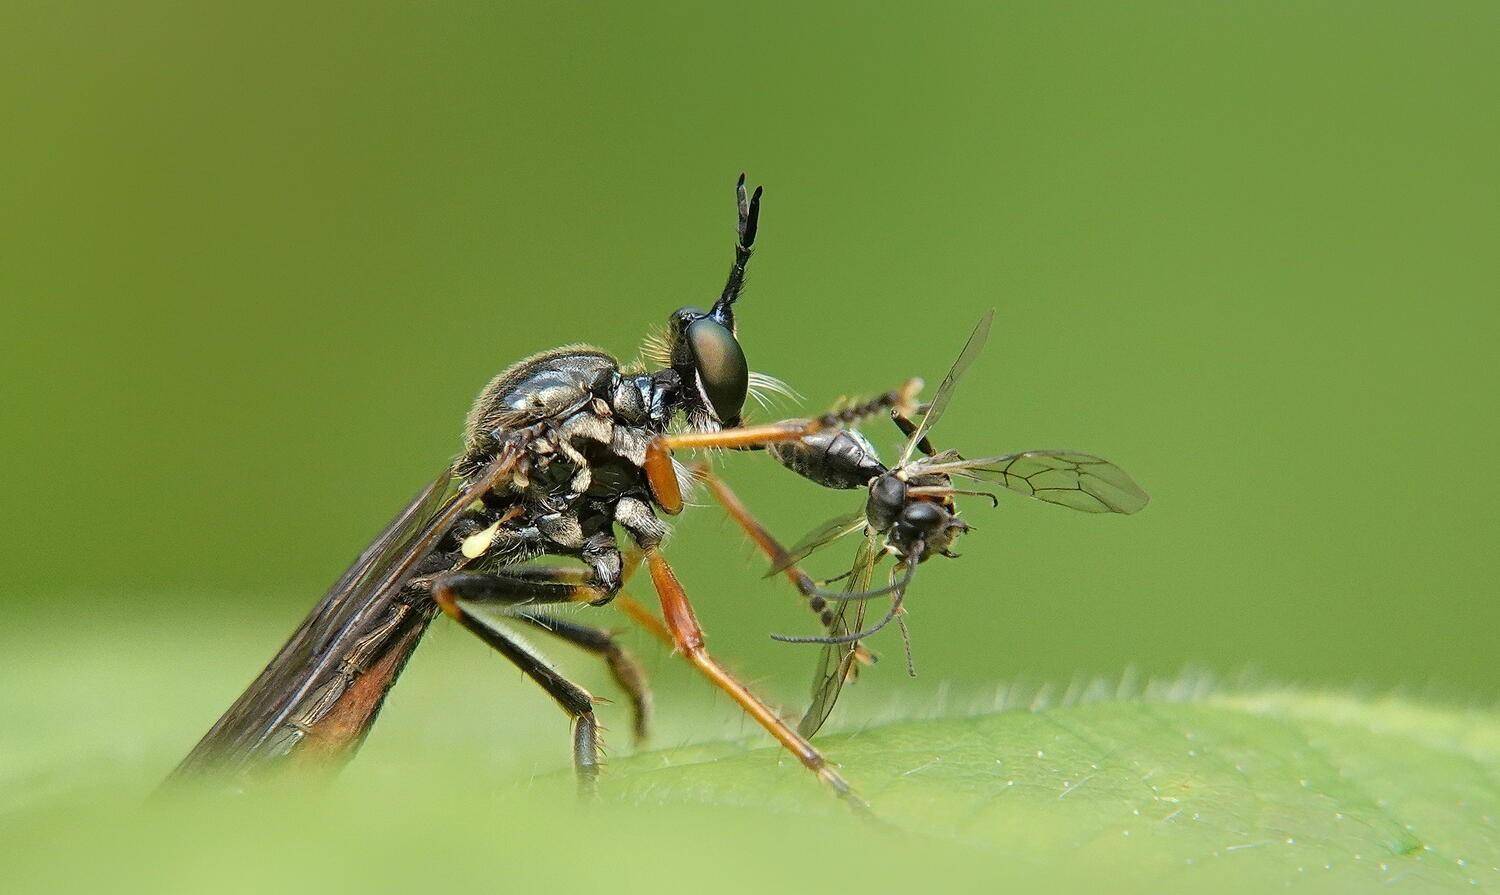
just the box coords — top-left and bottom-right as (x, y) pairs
(710, 173), (763, 330)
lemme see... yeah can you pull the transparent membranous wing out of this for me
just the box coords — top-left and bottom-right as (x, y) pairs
(898, 309), (995, 466)
(942, 451), (1149, 514)
(767, 510), (868, 577)
(171, 448), (521, 779)
(171, 467), (465, 777)
(797, 526), (882, 738)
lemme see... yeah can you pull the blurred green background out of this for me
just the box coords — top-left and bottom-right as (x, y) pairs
(2, 2), (1497, 889)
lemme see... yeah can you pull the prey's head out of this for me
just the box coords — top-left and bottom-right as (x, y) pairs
(888, 499), (971, 563)
(868, 472), (973, 564)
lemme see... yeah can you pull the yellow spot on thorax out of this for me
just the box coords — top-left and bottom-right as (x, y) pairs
(461, 521), (500, 559)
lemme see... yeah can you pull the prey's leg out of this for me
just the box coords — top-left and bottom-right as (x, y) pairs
(890, 407), (936, 456)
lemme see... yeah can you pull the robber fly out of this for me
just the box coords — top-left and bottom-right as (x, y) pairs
(168, 176), (903, 807)
(698, 310), (1148, 736)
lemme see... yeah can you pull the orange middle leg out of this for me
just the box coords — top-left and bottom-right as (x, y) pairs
(698, 465), (817, 594)
(639, 547), (868, 810)
(696, 467), (876, 664)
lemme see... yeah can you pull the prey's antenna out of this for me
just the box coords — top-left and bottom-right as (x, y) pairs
(807, 563), (914, 603)
(772, 589), (911, 645)
(771, 552), (921, 645)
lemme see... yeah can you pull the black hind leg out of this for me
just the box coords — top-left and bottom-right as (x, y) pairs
(432, 570), (607, 792)
(511, 611), (653, 744)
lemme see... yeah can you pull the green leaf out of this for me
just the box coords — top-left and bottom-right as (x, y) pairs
(598, 691), (1500, 889)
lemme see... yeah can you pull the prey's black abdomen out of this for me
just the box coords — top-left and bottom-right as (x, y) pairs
(769, 428), (886, 490)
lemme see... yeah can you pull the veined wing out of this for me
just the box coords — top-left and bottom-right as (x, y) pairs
(170, 448), (519, 778)
(797, 526), (882, 738)
(766, 510), (868, 576)
(926, 450), (1149, 514)
(898, 309), (995, 465)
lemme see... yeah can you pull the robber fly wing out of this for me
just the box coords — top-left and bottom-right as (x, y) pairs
(766, 510), (869, 576)
(797, 526), (882, 738)
(933, 450), (1149, 514)
(898, 309), (995, 465)
(170, 448), (520, 778)
(170, 467), (462, 778)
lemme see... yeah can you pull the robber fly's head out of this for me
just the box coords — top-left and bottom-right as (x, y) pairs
(666, 299), (748, 430)
(866, 471), (971, 564)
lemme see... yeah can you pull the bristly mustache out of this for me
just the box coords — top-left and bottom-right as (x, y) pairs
(640, 326), (800, 417)
(746, 371), (801, 411)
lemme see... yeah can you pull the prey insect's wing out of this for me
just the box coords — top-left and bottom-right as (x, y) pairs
(765, 510), (869, 576)
(797, 526), (882, 738)
(927, 451), (1149, 514)
(898, 309), (995, 466)
(170, 449), (519, 778)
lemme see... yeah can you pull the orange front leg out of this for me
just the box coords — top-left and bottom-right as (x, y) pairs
(645, 380), (923, 514)
(644, 420), (814, 515)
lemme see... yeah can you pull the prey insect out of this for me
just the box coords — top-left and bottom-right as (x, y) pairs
(699, 310), (1149, 736)
(168, 175), (903, 807)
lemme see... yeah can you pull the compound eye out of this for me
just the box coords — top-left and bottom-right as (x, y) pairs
(686, 317), (748, 425)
